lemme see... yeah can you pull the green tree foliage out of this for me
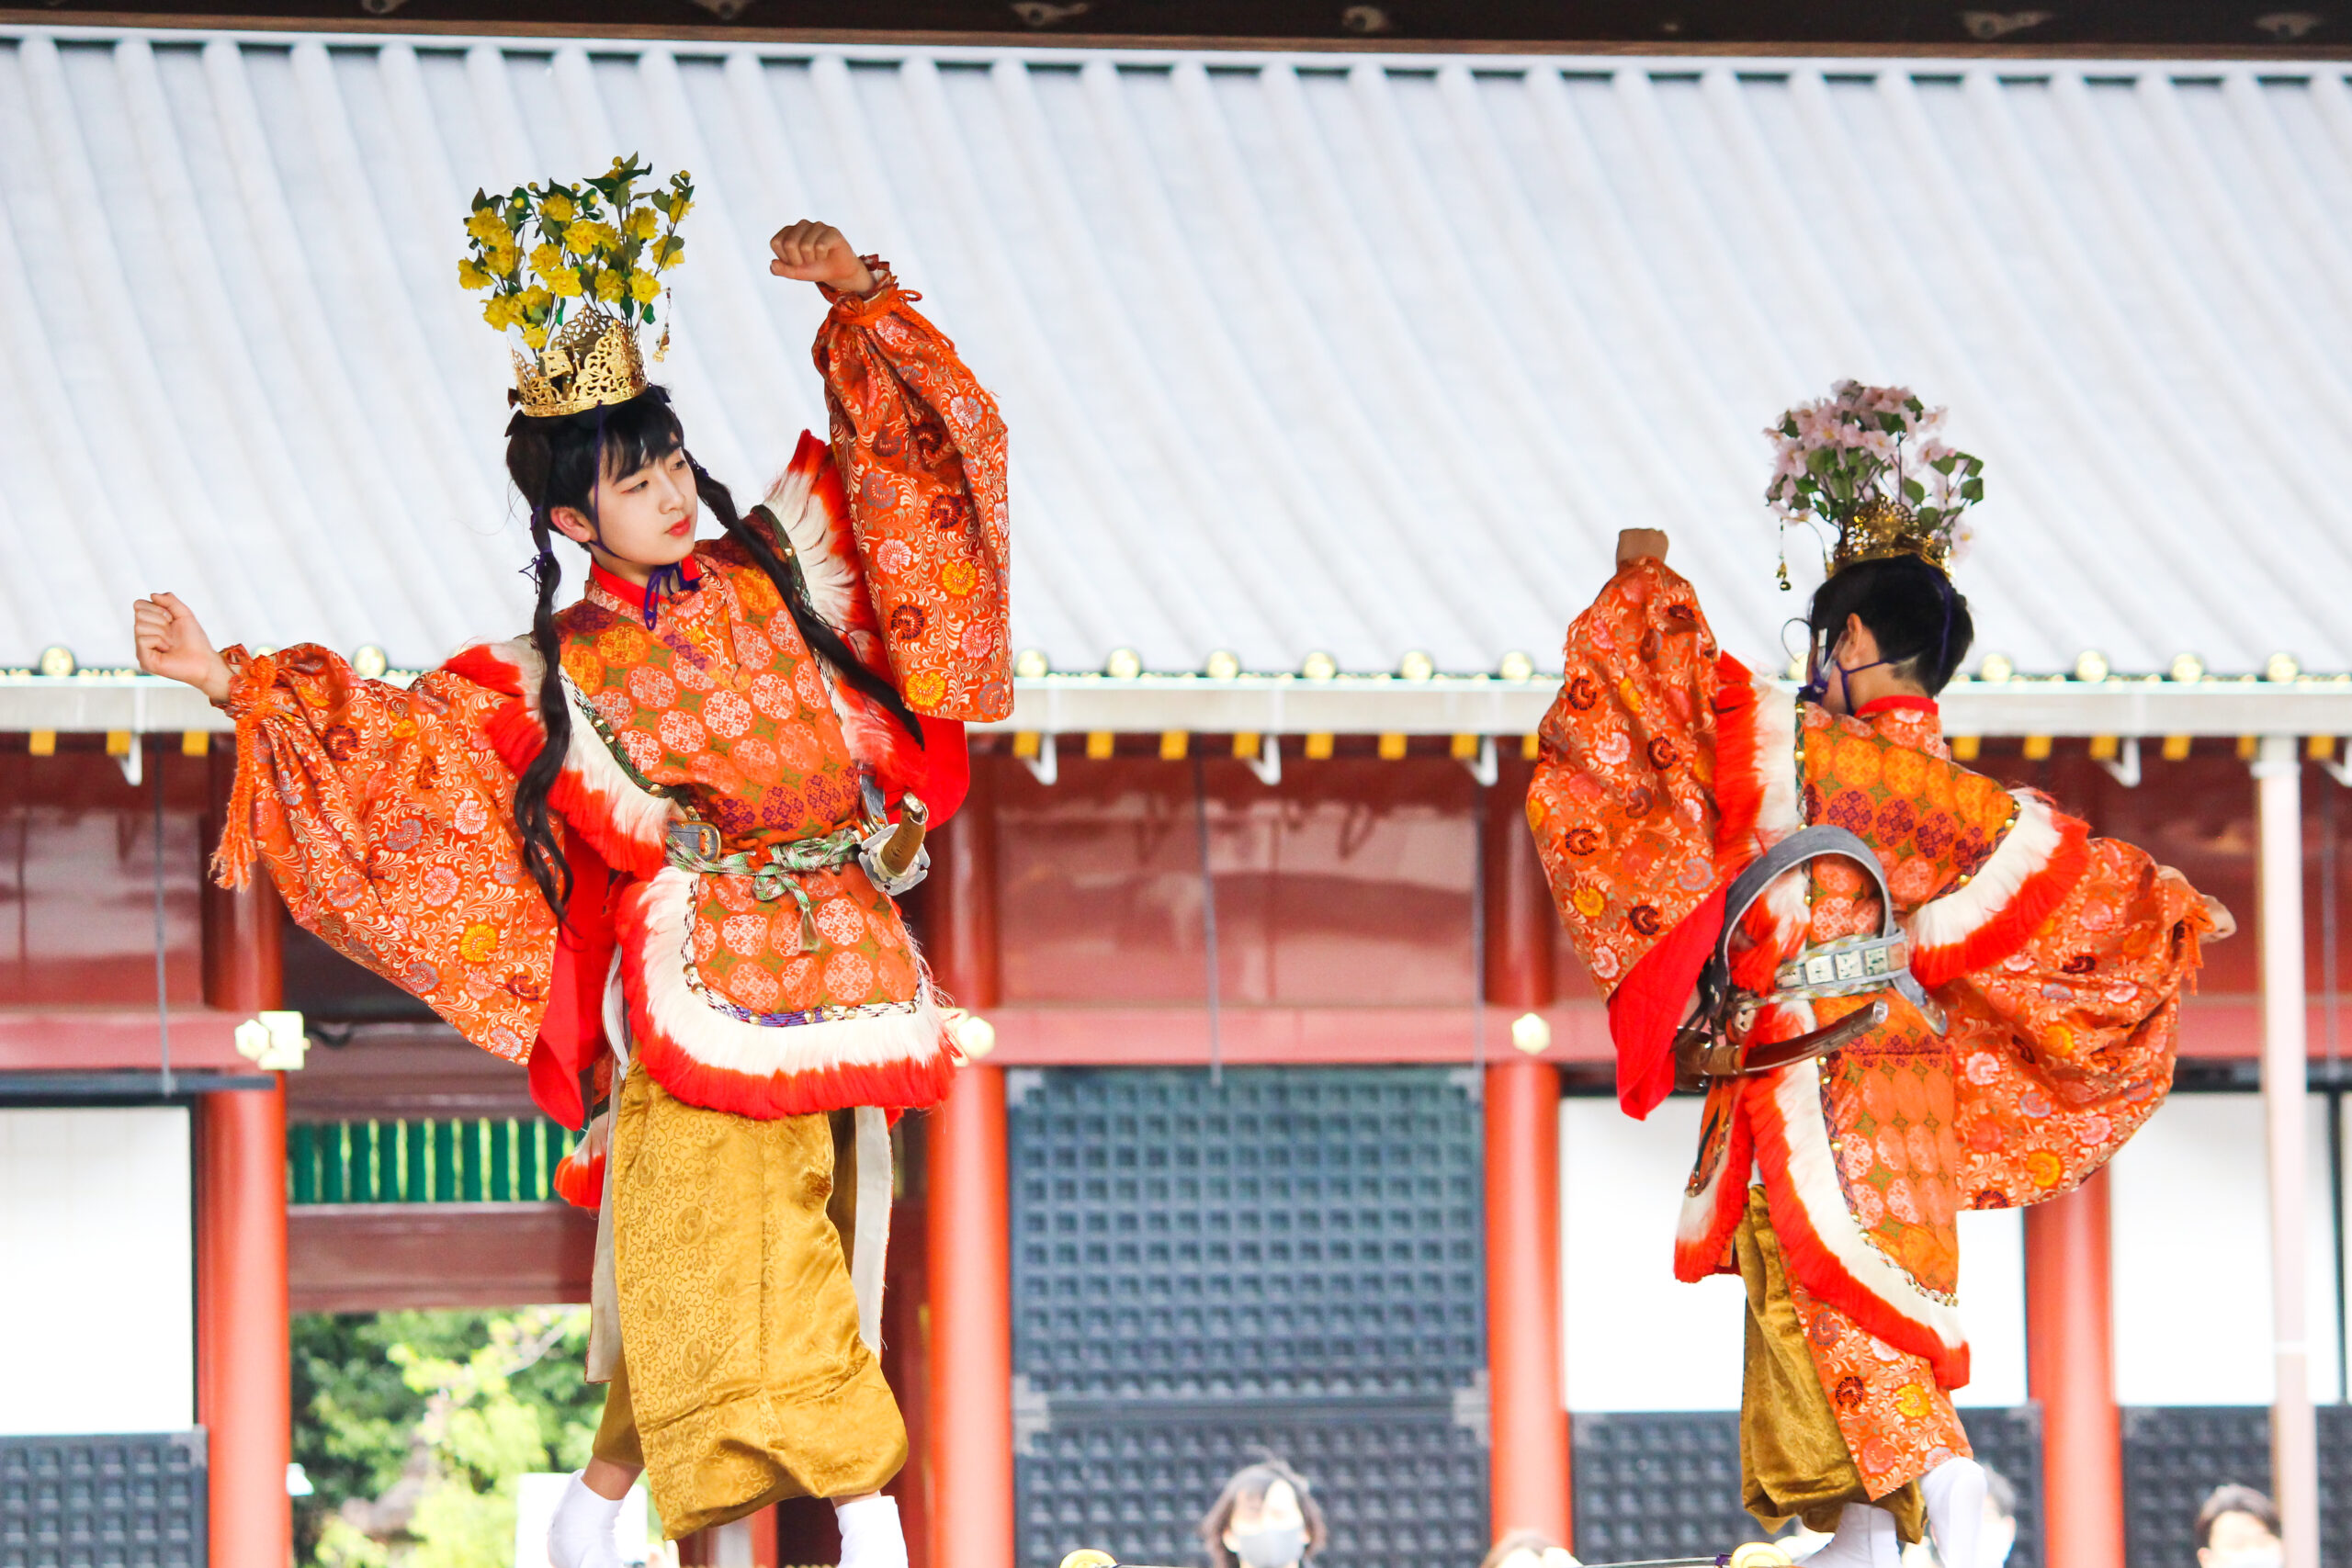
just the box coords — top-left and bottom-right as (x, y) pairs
(291, 1309), (606, 1567)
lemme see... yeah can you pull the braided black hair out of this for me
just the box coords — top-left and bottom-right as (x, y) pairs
(503, 386), (921, 915)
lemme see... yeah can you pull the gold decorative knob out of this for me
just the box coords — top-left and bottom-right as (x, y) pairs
(1060, 1551), (1120, 1568)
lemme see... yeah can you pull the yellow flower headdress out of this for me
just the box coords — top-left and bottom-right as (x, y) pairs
(458, 155), (695, 420)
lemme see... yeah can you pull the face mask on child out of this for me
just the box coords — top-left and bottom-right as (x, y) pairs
(1230, 1525), (1308, 1568)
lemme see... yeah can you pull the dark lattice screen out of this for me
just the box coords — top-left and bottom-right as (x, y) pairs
(2121, 1406), (2352, 1568)
(1009, 1067), (1487, 1568)
(1572, 1408), (2043, 1566)
(0, 1431), (207, 1568)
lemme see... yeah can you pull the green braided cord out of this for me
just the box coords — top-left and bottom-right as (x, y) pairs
(667, 824), (866, 949)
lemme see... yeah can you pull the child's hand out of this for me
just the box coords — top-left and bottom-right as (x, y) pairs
(133, 592), (232, 702)
(1616, 528), (1670, 568)
(768, 220), (875, 296)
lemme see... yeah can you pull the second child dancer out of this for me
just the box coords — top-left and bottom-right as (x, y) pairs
(132, 161), (1008, 1567)
(1529, 384), (2229, 1568)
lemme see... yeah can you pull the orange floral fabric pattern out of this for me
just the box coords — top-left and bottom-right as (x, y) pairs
(815, 277), (1012, 722)
(1527, 559), (1723, 991)
(215, 644), (557, 1063)
(563, 548), (922, 1020)
(1788, 1265), (1971, 1497)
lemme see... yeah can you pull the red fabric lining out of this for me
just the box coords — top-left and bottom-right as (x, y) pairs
(1854, 694), (1939, 719)
(1910, 813), (2093, 989)
(1709, 654), (1764, 861)
(1747, 1078), (1972, 1388)
(1608, 886), (1725, 1119)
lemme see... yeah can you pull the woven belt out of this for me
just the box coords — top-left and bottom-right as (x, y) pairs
(665, 818), (865, 953)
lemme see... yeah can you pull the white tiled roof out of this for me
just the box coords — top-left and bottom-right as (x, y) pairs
(5, 26), (2349, 680)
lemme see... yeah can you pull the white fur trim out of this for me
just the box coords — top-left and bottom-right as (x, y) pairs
(499, 637), (675, 869)
(1747, 677), (1804, 847)
(763, 443), (863, 632)
(1738, 679), (1811, 955)
(1906, 792), (2064, 954)
(627, 865), (952, 1078)
(1765, 1055), (1970, 1356)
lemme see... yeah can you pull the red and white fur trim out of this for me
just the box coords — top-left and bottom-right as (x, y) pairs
(448, 638), (674, 880)
(1748, 1053), (1972, 1387)
(1906, 793), (2091, 988)
(1673, 1079), (1758, 1281)
(1711, 666), (1811, 990)
(618, 865), (957, 1120)
(761, 434), (933, 801)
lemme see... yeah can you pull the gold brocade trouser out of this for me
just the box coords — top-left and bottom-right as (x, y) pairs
(1735, 1190), (1926, 1544)
(590, 1070), (906, 1538)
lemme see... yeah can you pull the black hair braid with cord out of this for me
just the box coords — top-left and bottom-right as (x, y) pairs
(688, 453), (924, 745)
(515, 512), (575, 914)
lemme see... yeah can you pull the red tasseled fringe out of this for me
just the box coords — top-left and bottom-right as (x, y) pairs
(1909, 813), (2093, 990)
(551, 1145), (604, 1210)
(1710, 654), (1765, 863)
(617, 888), (957, 1122)
(1746, 1078), (1972, 1389)
(441, 643), (528, 697)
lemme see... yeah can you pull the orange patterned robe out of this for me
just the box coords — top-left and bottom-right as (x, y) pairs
(210, 272), (1010, 1530)
(1528, 558), (2207, 1508)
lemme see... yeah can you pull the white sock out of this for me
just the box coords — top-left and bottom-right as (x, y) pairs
(1798, 1504), (1901, 1568)
(548, 1472), (628, 1568)
(835, 1494), (909, 1568)
(1920, 1458), (1988, 1568)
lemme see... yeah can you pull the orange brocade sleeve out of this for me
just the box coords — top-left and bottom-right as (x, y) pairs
(814, 274), (1012, 723)
(1528, 558), (1725, 995)
(1943, 835), (2211, 1209)
(212, 643), (558, 1065)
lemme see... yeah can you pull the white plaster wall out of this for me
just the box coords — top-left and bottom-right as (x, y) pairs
(2110, 1091), (2340, 1404)
(1559, 1096), (2028, 1412)
(0, 1107), (195, 1434)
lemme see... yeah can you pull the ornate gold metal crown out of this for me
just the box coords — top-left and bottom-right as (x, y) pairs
(1833, 494), (1953, 576)
(513, 312), (648, 420)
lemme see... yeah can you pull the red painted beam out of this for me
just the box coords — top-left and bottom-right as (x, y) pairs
(926, 1066), (1012, 1568)
(0, 1009), (252, 1070)
(2025, 1169), (2123, 1568)
(1485, 1057), (1571, 1550)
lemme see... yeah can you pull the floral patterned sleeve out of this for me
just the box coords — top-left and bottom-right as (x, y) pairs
(1944, 836), (2211, 1208)
(1527, 557), (1726, 995)
(812, 266), (1012, 722)
(212, 642), (558, 1065)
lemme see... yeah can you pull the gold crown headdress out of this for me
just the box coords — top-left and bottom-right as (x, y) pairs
(458, 155), (695, 420)
(1762, 380), (1984, 588)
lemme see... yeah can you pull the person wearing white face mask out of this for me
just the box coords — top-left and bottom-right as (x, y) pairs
(1199, 1461), (1328, 1568)
(2195, 1485), (2284, 1568)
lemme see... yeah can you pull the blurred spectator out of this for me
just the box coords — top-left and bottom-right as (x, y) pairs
(1480, 1528), (1581, 1568)
(1199, 1460), (1328, 1568)
(2195, 1485), (2283, 1568)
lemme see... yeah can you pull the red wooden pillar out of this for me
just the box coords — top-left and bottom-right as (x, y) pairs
(925, 760), (1012, 1568)
(2025, 1169), (2123, 1568)
(1482, 763), (1571, 1547)
(198, 750), (291, 1568)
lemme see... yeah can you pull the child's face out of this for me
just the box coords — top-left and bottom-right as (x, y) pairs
(552, 444), (699, 571)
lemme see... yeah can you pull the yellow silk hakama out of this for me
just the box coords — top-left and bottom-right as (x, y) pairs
(591, 1067), (906, 1537)
(1734, 1190), (1925, 1544)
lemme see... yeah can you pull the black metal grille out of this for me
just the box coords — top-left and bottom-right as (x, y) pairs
(0, 1431), (206, 1568)
(1009, 1067), (1487, 1568)
(2121, 1406), (2352, 1568)
(1571, 1408), (2042, 1566)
